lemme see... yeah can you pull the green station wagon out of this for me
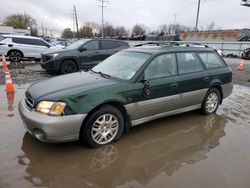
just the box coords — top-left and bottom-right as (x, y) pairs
(18, 44), (233, 147)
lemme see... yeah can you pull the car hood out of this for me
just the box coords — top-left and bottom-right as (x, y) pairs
(42, 47), (67, 55)
(26, 71), (119, 104)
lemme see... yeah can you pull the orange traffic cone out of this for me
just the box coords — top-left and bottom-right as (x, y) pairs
(237, 60), (244, 71)
(5, 74), (15, 92)
(2, 55), (9, 73)
(6, 91), (15, 112)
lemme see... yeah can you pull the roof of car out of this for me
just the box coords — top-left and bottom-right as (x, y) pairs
(2, 34), (42, 40)
(93, 38), (128, 42)
(125, 45), (216, 54)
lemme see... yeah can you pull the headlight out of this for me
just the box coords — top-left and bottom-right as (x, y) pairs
(36, 101), (66, 116)
(51, 53), (58, 59)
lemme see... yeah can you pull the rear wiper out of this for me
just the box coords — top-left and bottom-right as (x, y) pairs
(90, 69), (110, 79)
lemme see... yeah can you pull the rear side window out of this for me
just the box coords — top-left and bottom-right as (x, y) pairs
(33, 39), (50, 47)
(177, 52), (204, 74)
(198, 52), (226, 69)
(117, 41), (128, 47)
(101, 40), (116, 49)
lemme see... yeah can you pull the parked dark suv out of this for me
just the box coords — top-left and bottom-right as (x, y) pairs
(19, 43), (233, 147)
(241, 48), (250, 60)
(40, 39), (129, 74)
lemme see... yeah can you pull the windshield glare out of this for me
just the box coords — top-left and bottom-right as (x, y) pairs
(66, 39), (89, 50)
(92, 51), (151, 80)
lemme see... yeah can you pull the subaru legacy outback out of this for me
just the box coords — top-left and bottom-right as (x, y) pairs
(18, 44), (233, 147)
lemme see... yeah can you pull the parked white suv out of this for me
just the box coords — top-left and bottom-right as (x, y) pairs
(0, 35), (58, 62)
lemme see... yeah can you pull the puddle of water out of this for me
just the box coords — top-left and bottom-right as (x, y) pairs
(0, 84), (250, 188)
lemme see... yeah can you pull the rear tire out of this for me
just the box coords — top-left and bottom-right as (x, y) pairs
(8, 50), (22, 62)
(80, 105), (124, 148)
(60, 59), (78, 74)
(201, 88), (220, 115)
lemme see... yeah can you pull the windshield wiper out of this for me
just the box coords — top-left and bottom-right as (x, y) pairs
(90, 69), (110, 79)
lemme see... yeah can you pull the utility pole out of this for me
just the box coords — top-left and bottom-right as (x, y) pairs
(173, 13), (177, 26)
(98, 0), (108, 38)
(173, 13), (177, 34)
(41, 22), (44, 36)
(195, 0), (201, 31)
(73, 5), (79, 38)
(72, 8), (75, 38)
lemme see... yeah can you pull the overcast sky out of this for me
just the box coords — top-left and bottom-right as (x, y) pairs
(0, 0), (249, 35)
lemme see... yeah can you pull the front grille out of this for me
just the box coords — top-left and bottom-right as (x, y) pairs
(25, 93), (34, 110)
(41, 54), (52, 62)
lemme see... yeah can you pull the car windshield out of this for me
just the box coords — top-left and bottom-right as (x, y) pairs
(66, 39), (90, 50)
(92, 51), (151, 80)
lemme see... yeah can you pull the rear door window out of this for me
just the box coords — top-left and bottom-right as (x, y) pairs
(144, 53), (177, 79)
(176, 52), (204, 74)
(101, 40), (116, 49)
(198, 52), (226, 69)
(12, 37), (28, 44)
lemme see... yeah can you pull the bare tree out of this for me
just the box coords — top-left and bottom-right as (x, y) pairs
(79, 25), (93, 38)
(132, 24), (146, 36)
(113, 26), (128, 37)
(85, 22), (100, 36)
(103, 22), (115, 37)
(206, 22), (216, 31)
(159, 24), (193, 35)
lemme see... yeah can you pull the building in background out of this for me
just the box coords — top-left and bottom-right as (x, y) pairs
(0, 26), (31, 36)
(180, 29), (250, 42)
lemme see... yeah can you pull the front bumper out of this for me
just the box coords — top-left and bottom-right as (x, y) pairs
(18, 98), (87, 143)
(40, 60), (55, 71)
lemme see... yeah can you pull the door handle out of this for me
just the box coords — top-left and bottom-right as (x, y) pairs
(204, 77), (210, 81)
(170, 83), (178, 88)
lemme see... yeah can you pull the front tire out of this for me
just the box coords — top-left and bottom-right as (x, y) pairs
(201, 88), (220, 115)
(60, 59), (78, 74)
(81, 105), (124, 148)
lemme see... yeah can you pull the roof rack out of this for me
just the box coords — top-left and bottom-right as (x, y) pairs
(134, 41), (180, 47)
(134, 42), (160, 47)
(134, 41), (211, 48)
(180, 43), (209, 48)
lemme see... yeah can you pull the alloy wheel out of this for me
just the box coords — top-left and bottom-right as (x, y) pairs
(205, 93), (219, 113)
(91, 114), (119, 145)
(9, 51), (22, 62)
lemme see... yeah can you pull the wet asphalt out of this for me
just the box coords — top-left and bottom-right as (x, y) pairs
(0, 58), (250, 188)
